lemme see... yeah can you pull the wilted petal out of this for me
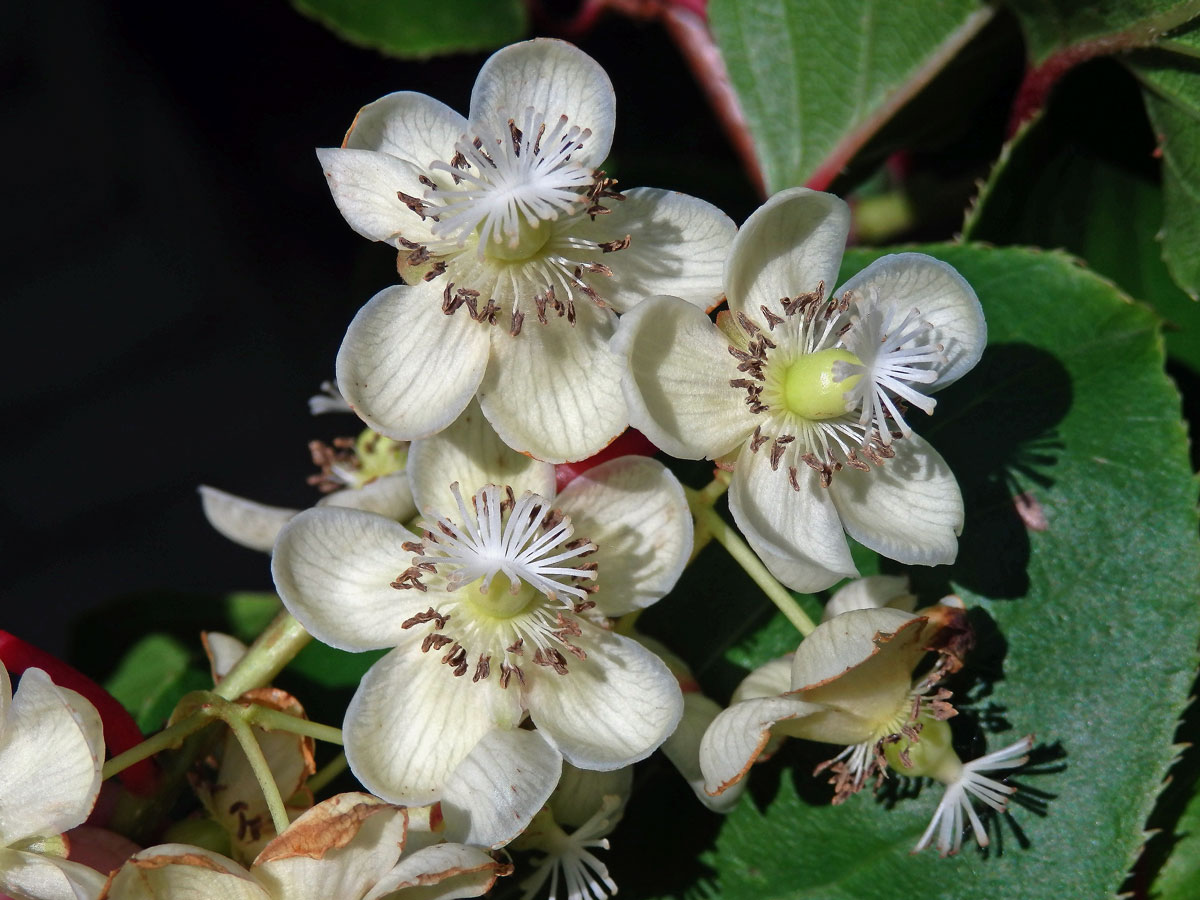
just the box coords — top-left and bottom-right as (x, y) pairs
(363, 843), (509, 900)
(822, 574), (915, 622)
(728, 443), (856, 592)
(336, 283), (492, 442)
(828, 435), (963, 567)
(316, 148), (435, 247)
(0, 669), (103, 846)
(342, 91), (465, 166)
(272, 507), (426, 652)
(525, 627), (682, 770)
(724, 188), (850, 317)
(555, 457), (691, 616)
(199, 486), (297, 554)
(612, 294), (754, 460)
(99, 845), (264, 900)
(253, 794), (406, 900)
(699, 694), (823, 796)
(469, 40), (615, 169)
(343, 648), (521, 806)
(440, 729), (562, 849)
(837, 253), (985, 390)
(407, 401), (556, 518)
(570, 187), (734, 313)
(478, 303), (625, 464)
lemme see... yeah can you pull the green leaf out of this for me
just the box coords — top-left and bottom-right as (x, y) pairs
(291, 0), (526, 59)
(963, 60), (1200, 372)
(1155, 772), (1200, 897)
(1130, 21), (1200, 300)
(1004, 0), (1200, 64)
(692, 245), (1200, 899)
(104, 634), (210, 733)
(709, 0), (992, 192)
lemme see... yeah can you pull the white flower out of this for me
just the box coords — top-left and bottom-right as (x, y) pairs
(98, 792), (509, 900)
(698, 606), (967, 802)
(200, 430), (413, 553)
(0, 662), (107, 900)
(319, 38), (735, 463)
(820, 573), (916, 622)
(271, 403), (690, 847)
(614, 187), (986, 591)
(512, 764), (631, 900)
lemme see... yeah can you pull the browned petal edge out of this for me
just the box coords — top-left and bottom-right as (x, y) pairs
(98, 850), (249, 898)
(916, 600), (974, 673)
(387, 855), (515, 892)
(254, 793), (407, 865)
(241, 687), (317, 778)
(793, 615), (931, 692)
(708, 705), (806, 797)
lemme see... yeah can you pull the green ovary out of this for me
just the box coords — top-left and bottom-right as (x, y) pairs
(468, 574), (539, 619)
(484, 215), (553, 261)
(782, 348), (863, 420)
(883, 716), (963, 784)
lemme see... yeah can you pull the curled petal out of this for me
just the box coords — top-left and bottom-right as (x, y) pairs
(336, 282), (491, 442)
(199, 486), (297, 553)
(699, 694), (823, 796)
(342, 91), (466, 166)
(828, 434), (963, 567)
(363, 842), (511, 900)
(612, 294), (755, 460)
(99, 845), (264, 900)
(725, 188), (850, 317)
(822, 574), (915, 622)
(319, 472), (417, 523)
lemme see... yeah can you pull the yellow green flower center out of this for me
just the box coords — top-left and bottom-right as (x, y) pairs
(466, 575), (540, 619)
(782, 348), (863, 420)
(483, 215), (554, 261)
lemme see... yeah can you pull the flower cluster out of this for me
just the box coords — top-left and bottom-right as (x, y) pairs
(8, 35), (1040, 900)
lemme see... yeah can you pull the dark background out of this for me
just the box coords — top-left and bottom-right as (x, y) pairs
(1, 0), (753, 658)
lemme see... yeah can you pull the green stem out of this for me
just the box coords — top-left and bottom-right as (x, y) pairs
(216, 611), (312, 701)
(306, 752), (348, 795)
(102, 712), (211, 781)
(223, 705), (291, 835)
(244, 706), (344, 745)
(685, 486), (816, 637)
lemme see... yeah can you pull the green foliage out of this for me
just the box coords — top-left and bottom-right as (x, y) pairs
(104, 634), (210, 733)
(291, 0), (526, 59)
(675, 245), (1200, 899)
(963, 60), (1200, 373)
(1130, 20), (1200, 300)
(1154, 771), (1200, 898)
(709, 0), (990, 192)
(1004, 0), (1200, 64)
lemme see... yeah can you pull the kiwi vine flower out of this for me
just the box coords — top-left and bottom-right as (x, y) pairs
(320, 38), (735, 463)
(272, 404), (689, 847)
(0, 662), (107, 900)
(614, 187), (985, 592)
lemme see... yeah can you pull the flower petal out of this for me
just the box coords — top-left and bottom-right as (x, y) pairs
(477, 302), (625, 464)
(525, 627), (682, 770)
(316, 147), (435, 247)
(469, 39), (615, 169)
(822, 574), (915, 622)
(731, 656), (794, 703)
(728, 443), (857, 592)
(363, 843), (509, 900)
(724, 188), (850, 317)
(253, 794), (406, 899)
(555, 457), (692, 616)
(612, 294), (755, 460)
(336, 282), (492, 442)
(199, 486), (297, 554)
(272, 507), (425, 652)
(827, 434), (963, 566)
(0, 849), (107, 900)
(440, 729), (562, 848)
(548, 763), (633, 830)
(0, 669), (103, 846)
(569, 187), (735, 313)
(698, 694), (823, 796)
(319, 472), (417, 523)
(662, 693), (745, 812)
(407, 400), (556, 518)
(100, 845), (264, 900)
(343, 648), (522, 806)
(837, 253), (985, 390)
(342, 91), (466, 167)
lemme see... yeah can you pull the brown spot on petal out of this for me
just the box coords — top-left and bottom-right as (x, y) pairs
(256, 793), (405, 863)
